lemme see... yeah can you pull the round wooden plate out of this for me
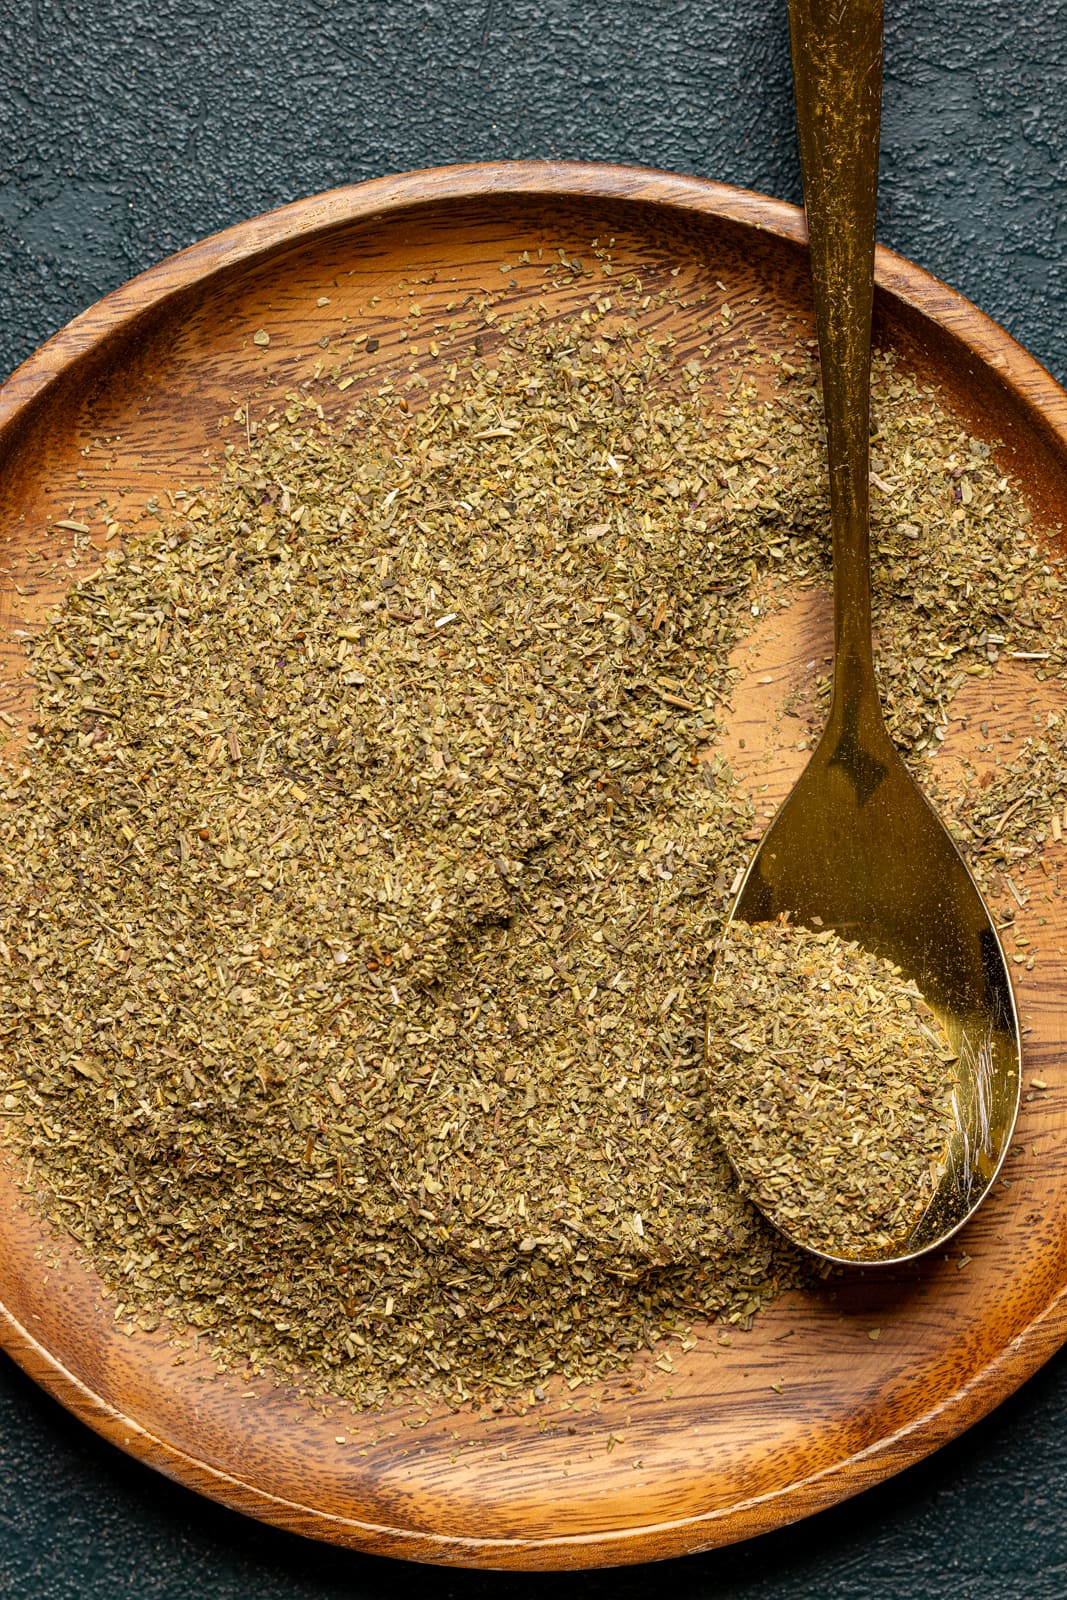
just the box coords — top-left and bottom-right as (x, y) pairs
(0, 162), (1065, 1570)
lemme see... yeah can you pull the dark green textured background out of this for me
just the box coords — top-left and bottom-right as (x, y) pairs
(1, 1), (1066, 1594)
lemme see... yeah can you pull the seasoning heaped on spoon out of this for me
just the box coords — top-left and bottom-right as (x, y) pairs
(706, 0), (1022, 1265)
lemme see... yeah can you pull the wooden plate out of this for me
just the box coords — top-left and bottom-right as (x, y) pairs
(0, 162), (1065, 1570)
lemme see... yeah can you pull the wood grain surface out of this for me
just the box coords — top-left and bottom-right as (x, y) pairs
(0, 162), (1065, 1570)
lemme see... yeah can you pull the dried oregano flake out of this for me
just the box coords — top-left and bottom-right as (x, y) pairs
(707, 919), (959, 1259)
(0, 251), (1061, 1406)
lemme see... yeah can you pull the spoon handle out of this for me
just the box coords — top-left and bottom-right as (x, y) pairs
(788, 0), (883, 717)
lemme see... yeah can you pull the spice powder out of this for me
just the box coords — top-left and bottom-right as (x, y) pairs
(0, 257), (1062, 1406)
(707, 918), (960, 1260)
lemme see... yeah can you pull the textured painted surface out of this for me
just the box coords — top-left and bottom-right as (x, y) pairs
(0, 0), (1066, 1594)
(0, 0), (1065, 385)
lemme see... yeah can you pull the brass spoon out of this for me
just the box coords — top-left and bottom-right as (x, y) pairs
(708, 0), (1021, 1266)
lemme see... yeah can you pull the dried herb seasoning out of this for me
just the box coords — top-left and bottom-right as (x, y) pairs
(930, 713), (1067, 900)
(0, 250), (1062, 1406)
(706, 919), (960, 1259)
(0, 291), (806, 1406)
